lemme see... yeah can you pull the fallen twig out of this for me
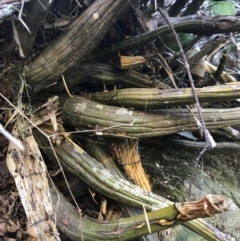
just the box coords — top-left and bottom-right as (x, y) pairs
(157, 8), (216, 199)
(158, 8), (215, 149)
(0, 123), (24, 151)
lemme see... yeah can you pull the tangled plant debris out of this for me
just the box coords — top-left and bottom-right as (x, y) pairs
(0, 0), (240, 240)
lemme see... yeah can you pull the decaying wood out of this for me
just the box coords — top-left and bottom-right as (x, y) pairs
(175, 195), (230, 220)
(14, 0), (53, 56)
(34, 126), (166, 211)
(3, 91), (236, 240)
(141, 138), (240, 151)
(2, 96), (231, 240)
(1, 1), (239, 240)
(117, 55), (147, 69)
(109, 139), (151, 191)
(5, 127), (59, 241)
(205, 61), (237, 83)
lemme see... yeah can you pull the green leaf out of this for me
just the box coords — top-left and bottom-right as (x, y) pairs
(209, 1), (235, 15)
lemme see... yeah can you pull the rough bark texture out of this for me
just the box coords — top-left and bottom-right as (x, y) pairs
(25, 0), (137, 93)
(6, 131), (59, 241)
(60, 95), (240, 138)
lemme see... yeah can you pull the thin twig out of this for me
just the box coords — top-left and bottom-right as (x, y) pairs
(157, 52), (177, 88)
(74, 0), (82, 7)
(0, 124), (24, 151)
(10, 16), (24, 58)
(17, 0), (31, 34)
(37, 0), (47, 10)
(157, 8), (216, 198)
(62, 75), (73, 97)
(188, 146), (208, 199)
(158, 8), (216, 150)
(154, 0), (157, 11)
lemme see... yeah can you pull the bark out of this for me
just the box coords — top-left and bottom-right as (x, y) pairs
(60, 95), (240, 138)
(169, 37), (226, 70)
(5, 126), (59, 241)
(50, 184), (178, 241)
(25, 0), (137, 93)
(1, 1), (239, 241)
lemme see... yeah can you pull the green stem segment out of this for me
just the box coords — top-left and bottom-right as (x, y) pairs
(60, 95), (240, 138)
(87, 83), (240, 109)
(51, 185), (180, 241)
(92, 16), (240, 61)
